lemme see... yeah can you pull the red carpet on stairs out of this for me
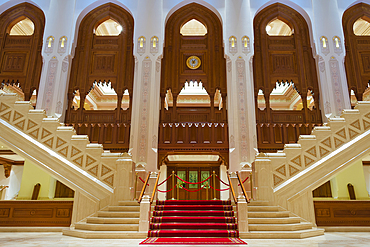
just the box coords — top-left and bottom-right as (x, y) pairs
(140, 200), (247, 245)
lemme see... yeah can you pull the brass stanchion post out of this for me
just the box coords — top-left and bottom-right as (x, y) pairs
(177, 182), (179, 200)
(172, 171), (175, 200)
(134, 172), (138, 200)
(206, 181), (209, 200)
(213, 171), (216, 200)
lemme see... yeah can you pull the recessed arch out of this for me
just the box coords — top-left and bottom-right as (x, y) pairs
(180, 19), (207, 36)
(9, 17), (34, 35)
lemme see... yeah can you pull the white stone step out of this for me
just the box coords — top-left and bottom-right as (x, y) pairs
(248, 211), (290, 218)
(248, 201), (269, 206)
(118, 201), (140, 206)
(75, 223), (138, 231)
(63, 229), (147, 239)
(107, 206), (140, 211)
(249, 222), (312, 231)
(247, 206), (282, 212)
(97, 211), (140, 218)
(239, 228), (325, 239)
(86, 217), (139, 224)
(248, 217), (301, 224)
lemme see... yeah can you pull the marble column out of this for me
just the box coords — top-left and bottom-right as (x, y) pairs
(312, 0), (351, 120)
(225, 0), (257, 172)
(130, 0), (163, 173)
(36, 0), (76, 121)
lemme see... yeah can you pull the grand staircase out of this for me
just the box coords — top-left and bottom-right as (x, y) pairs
(148, 200), (239, 238)
(63, 201), (146, 239)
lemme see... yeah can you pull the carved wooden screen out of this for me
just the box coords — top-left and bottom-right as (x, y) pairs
(65, 3), (134, 152)
(343, 3), (370, 101)
(159, 3), (228, 163)
(253, 3), (321, 152)
(0, 3), (45, 100)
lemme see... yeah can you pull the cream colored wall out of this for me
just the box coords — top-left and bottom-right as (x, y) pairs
(330, 159), (369, 200)
(17, 160), (55, 200)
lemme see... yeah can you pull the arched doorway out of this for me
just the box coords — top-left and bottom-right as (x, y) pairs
(158, 3), (228, 200)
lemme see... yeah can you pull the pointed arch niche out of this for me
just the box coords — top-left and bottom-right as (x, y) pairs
(343, 3), (370, 101)
(254, 3), (321, 152)
(0, 3), (45, 101)
(159, 3), (228, 164)
(65, 3), (134, 152)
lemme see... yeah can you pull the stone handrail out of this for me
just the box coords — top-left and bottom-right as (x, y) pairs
(255, 101), (370, 223)
(0, 93), (127, 202)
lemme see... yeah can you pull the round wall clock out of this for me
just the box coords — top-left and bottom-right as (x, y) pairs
(186, 56), (201, 69)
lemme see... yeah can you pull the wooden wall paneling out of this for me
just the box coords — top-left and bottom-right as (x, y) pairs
(314, 200), (370, 226)
(0, 201), (73, 227)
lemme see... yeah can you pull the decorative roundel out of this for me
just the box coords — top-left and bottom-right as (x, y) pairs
(186, 56), (201, 70)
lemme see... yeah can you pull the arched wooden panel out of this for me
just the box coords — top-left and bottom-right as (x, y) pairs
(343, 3), (370, 101)
(65, 3), (134, 152)
(158, 3), (228, 163)
(0, 3), (45, 100)
(253, 3), (322, 152)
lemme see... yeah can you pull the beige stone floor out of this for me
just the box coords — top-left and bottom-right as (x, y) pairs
(0, 232), (370, 247)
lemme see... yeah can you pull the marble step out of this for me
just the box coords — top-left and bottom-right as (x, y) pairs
(75, 223), (138, 231)
(107, 206), (140, 211)
(248, 217), (301, 224)
(86, 217), (139, 224)
(239, 228), (325, 239)
(63, 229), (147, 239)
(97, 211), (140, 218)
(248, 201), (269, 206)
(248, 211), (290, 218)
(249, 222), (312, 231)
(118, 201), (140, 206)
(247, 206), (282, 212)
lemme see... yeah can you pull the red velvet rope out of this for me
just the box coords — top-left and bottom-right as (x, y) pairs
(157, 184), (176, 193)
(175, 174), (212, 185)
(238, 177), (249, 186)
(215, 174), (230, 187)
(139, 177), (149, 186)
(157, 174), (173, 187)
(179, 184), (207, 192)
(209, 184), (230, 192)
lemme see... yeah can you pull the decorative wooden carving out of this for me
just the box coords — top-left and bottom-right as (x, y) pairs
(0, 201), (73, 227)
(314, 200), (370, 226)
(65, 3), (134, 152)
(253, 3), (321, 152)
(159, 3), (228, 162)
(343, 3), (370, 101)
(0, 3), (45, 100)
